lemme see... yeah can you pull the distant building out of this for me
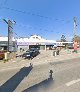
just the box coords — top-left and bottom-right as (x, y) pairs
(17, 35), (56, 51)
(0, 36), (17, 51)
(0, 35), (73, 51)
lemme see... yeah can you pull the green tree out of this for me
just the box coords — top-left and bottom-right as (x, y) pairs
(72, 35), (80, 47)
(72, 35), (80, 43)
(61, 35), (66, 42)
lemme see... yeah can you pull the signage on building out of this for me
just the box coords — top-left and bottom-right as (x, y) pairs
(17, 42), (46, 45)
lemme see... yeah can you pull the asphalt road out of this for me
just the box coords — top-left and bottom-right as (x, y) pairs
(0, 58), (80, 92)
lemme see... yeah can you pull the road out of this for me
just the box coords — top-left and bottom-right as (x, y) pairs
(0, 58), (80, 92)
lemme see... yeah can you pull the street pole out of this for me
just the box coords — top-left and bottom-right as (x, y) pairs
(73, 17), (77, 52)
(8, 22), (9, 52)
(74, 17), (77, 40)
(3, 19), (16, 52)
(8, 20), (13, 52)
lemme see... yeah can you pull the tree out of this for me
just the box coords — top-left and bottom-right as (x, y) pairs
(72, 35), (80, 47)
(61, 35), (66, 42)
(72, 35), (80, 43)
(60, 35), (68, 48)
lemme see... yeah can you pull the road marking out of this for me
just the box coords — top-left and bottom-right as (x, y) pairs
(66, 79), (80, 86)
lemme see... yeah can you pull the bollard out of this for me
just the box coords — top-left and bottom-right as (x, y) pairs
(30, 63), (33, 68)
(4, 52), (8, 60)
(49, 70), (53, 79)
(53, 51), (57, 56)
(4, 52), (9, 62)
(57, 50), (59, 55)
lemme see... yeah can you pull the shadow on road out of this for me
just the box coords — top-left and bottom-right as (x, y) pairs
(0, 64), (33, 92)
(23, 72), (54, 92)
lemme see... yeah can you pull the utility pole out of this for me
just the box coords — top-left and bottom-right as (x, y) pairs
(74, 17), (77, 40)
(3, 19), (16, 52)
(8, 20), (13, 52)
(73, 17), (78, 52)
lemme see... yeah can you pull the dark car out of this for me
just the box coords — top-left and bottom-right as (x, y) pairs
(30, 48), (40, 55)
(24, 51), (35, 59)
(22, 51), (30, 58)
(22, 49), (40, 59)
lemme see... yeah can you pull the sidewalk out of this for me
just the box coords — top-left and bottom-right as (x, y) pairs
(32, 50), (80, 65)
(0, 50), (80, 71)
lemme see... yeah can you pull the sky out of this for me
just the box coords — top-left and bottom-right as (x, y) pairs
(0, 0), (80, 41)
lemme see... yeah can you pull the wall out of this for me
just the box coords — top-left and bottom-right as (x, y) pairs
(17, 45), (29, 52)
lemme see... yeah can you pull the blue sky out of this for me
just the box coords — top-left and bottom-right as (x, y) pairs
(0, 0), (80, 41)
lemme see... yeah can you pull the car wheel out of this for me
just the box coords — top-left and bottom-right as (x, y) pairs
(30, 56), (33, 60)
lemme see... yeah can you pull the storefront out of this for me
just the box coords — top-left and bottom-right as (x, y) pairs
(17, 35), (56, 51)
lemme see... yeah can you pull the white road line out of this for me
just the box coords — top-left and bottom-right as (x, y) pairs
(66, 79), (80, 86)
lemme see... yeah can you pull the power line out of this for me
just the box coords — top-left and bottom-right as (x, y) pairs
(13, 31), (28, 43)
(2, 6), (72, 23)
(0, 0), (8, 10)
(1, 19), (71, 36)
(3, 0), (8, 5)
(2, 7), (52, 20)
(0, 17), (72, 38)
(0, 1), (3, 9)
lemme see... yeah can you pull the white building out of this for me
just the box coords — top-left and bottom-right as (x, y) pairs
(0, 35), (73, 51)
(17, 35), (56, 51)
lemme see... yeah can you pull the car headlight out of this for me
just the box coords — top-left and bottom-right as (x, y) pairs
(26, 54), (30, 56)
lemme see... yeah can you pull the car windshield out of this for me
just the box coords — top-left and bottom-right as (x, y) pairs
(26, 51), (30, 53)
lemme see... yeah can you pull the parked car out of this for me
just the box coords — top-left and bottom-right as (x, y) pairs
(22, 51), (30, 58)
(29, 48), (40, 55)
(22, 51), (33, 59)
(22, 48), (40, 59)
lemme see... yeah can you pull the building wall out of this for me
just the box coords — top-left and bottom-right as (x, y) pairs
(17, 45), (29, 52)
(40, 45), (45, 50)
(0, 35), (56, 51)
(0, 41), (17, 52)
(17, 45), (46, 51)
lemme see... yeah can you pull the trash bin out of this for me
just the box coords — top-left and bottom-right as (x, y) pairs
(53, 51), (57, 56)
